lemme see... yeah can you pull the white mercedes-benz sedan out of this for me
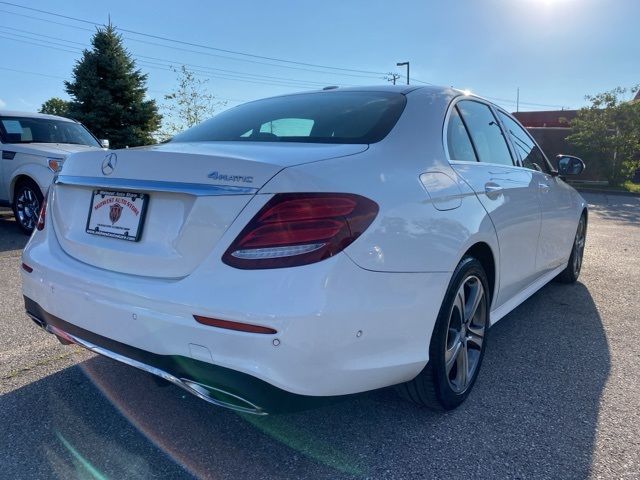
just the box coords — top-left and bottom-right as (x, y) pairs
(21, 86), (587, 415)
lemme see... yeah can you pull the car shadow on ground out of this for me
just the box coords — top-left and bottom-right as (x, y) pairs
(2, 281), (609, 479)
(0, 209), (28, 253)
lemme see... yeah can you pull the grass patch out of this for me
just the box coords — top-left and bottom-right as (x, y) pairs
(622, 181), (640, 193)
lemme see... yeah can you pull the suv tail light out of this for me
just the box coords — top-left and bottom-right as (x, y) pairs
(36, 192), (48, 231)
(223, 193), (379, 269)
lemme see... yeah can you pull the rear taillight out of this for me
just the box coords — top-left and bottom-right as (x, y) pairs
(223, 193), (379, 269)
(36, 192), (48, 231)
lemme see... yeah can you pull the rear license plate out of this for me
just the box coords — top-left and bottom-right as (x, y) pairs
(86, 190), (148, 242)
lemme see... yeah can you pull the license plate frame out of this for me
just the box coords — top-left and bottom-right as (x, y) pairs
(85, 189), (149, 242)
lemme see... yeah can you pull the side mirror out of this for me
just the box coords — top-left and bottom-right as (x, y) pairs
(100, 139), (110, 149)
(556, 155), (585, 176)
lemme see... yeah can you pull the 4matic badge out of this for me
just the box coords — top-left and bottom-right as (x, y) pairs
(208, 171), (254, 184)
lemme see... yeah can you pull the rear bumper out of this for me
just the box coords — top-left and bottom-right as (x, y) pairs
(25, 296), (329, 414)
(21, 220), (449, 399)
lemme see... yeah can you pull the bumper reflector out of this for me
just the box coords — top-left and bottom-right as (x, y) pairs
(21, 263), (33, 273)
(193, 315), (277, 334)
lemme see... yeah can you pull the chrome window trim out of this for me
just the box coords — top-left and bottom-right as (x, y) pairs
(55, 175), (258, 196)
(442, 95), (518, 168)
(492, 107), (555, 174)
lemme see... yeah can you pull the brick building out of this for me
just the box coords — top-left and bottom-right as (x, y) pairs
(512, 109), (605, 181)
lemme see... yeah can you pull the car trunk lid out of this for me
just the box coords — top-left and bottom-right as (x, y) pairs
(51, 142), (367, 278)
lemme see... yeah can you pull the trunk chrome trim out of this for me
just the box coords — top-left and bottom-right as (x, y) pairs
(30, 316), (267, 415)
(54, 175), (258, 196)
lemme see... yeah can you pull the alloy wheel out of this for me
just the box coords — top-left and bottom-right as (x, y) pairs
(15, 187), (40, 232)
(445, 275), (487, 394)
(573, 218), (586, 276)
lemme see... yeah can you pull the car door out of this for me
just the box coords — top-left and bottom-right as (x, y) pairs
(496, 111), (576, 272)
(447, 99), (542, 308)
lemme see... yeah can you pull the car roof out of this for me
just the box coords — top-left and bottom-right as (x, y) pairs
(0, 110), (78, 123)
(237, 84), (472, 107)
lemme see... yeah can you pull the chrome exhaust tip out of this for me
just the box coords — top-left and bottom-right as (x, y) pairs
(26, 312), (46, 329)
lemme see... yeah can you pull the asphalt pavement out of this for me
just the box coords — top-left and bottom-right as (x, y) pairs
(1, 193), (639, 479)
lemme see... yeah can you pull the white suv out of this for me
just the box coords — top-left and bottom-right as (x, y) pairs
(0, 111), (104, 233)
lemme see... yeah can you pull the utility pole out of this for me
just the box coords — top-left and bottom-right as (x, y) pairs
(385, 73), (401, 85)
(397, 62), (410, 85)
(516, 87), (520, 112)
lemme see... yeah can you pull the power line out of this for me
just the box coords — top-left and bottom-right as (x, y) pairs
(0, 66), (66, 80)
(412, 78), (435, 86)
(0, 33), (80, 55)
(0, 2), (576, 110)
(0, 32), (335, 92)
(0, 1), (388, 75)
(0, 8), (385, 80)
(483, 95), (569, 109)
(0, 25), (362, 88)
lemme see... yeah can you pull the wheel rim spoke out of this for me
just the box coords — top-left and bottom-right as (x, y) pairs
(465, 280), (484, 324)
(454, 287), (465, 320)
(445, 335), (462, 373)
(456, 341), (469, 389)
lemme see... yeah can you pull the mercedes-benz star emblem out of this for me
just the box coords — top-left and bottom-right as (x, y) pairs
(102, 153), (117, 176)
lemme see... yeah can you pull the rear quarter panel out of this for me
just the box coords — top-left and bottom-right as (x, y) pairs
(260, 88), (500, 276)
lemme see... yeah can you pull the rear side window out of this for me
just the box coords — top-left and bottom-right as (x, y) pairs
(447, 107), (477, 162)
(171, 91), (407, 144)
(497, 111), (550, 174)
(456, 101), (514, 166)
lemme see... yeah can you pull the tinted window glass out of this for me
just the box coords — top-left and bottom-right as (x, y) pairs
(447, 107), (477, 162)
(457, 101), (513, 166)
(171, 91), (406, 144)
(259, 118), (314, 136)
(0, 117), (99, 146)
(497, 111), (550, 173)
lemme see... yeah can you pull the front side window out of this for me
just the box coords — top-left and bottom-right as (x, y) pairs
(497, 111), (550, 174)
(447, 106), (478, 162)
(456, 101), (514, 166)
(171, 91), (407, 144)
(0, 117), (99, 147)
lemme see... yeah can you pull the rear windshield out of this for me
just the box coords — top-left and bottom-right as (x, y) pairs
(0, 116), (100, 147)
(170, 91), (407, 144)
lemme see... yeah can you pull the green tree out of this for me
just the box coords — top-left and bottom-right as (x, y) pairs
(65, 24), (161, 148)
(567, 86), (640, 184)
(160, 65), (225, 139)
(39, 97), (70, 117)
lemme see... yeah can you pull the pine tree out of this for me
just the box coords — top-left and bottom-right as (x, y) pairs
(65, 25), (161, 148)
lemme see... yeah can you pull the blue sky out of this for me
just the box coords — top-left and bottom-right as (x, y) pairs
(0, 0), (638, 116)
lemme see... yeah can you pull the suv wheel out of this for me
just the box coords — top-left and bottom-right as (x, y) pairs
(13, 179), (43, 235)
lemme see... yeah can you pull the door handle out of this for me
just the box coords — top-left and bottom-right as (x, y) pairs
(538, 182), (551, 193)
(484, 183), (502, 194)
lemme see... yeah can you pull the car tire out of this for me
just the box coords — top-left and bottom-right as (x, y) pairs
(396, 256), (490, 410)
(12, 179), (43, 235)
(555, 214), (587, 284)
